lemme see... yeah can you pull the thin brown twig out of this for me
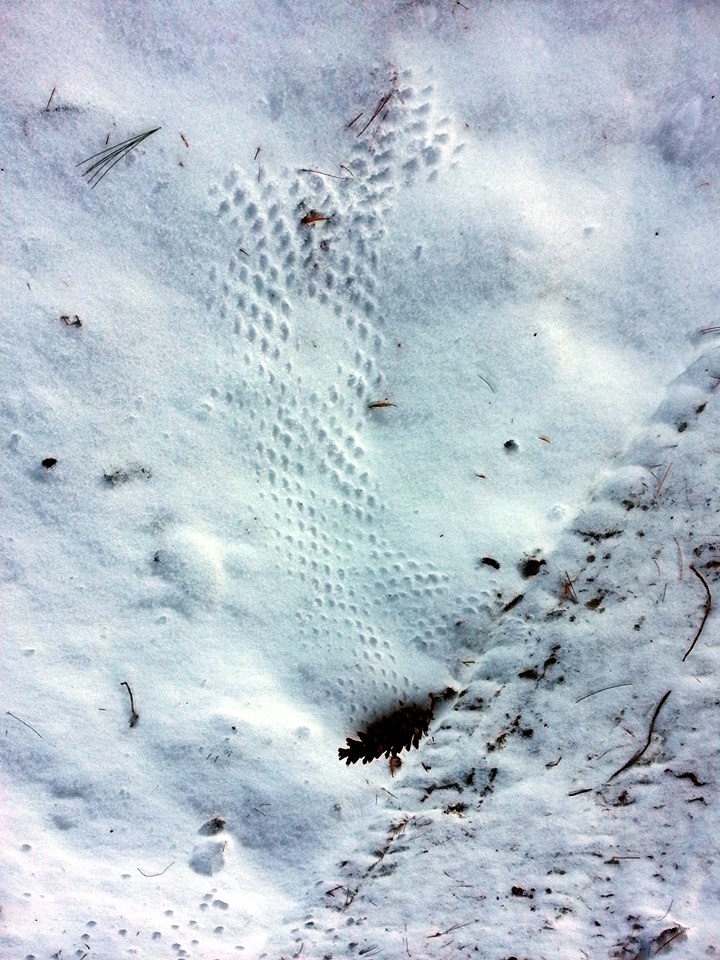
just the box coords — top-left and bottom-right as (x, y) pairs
(682, 564), (712, 661)
(427, 920), (477, 938)
(654, 462), (672, 498)
(607, 690), (672, 782)
(6, 711), (43, 739)
(346, 111), (363, 129)
(121, 681), (140, 727)
(45, 86), (57, 111)
(357, 91), (394, 137)
(137, 861), (174, 878)
(299, 168), (352, 180)
(673, 536), (684, 580)
(575, 682), (632, 704)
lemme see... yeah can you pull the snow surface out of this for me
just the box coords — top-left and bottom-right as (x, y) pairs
(3, 2), (720, 957)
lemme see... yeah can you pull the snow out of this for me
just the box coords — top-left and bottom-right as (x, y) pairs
(2, 2), (720, 957)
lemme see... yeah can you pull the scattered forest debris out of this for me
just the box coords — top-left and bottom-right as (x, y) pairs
(521, 557), (545, 578)
(682, 563), (712, 661)
(300, 211), (331, 226)
(199, 817), (226, 835)
(104, 465), (152, 485)
(607, 690), (671, 782)
(368, 399), (396, 409)
(356, 89), (394, 138)
(481, 556), (500, 570)
(502, 593), (524, 612)
(121, 681), (140, 728)
(60, 314), (82, 327)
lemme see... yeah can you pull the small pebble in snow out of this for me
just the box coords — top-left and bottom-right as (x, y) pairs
(504, 439), (518, 452)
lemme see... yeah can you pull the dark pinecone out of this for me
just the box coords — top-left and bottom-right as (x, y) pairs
(338, 701), (434, 765)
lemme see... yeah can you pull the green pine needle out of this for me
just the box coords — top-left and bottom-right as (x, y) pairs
(78, 126), (161, 187)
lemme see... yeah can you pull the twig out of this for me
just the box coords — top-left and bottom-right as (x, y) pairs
(477, 374), (495, 393)
(254, 146), (261, 160)
(137, 860), (174, 878)
(357, 91), (394, 138)
(607, 690), (672, 782)
(77, 127), (161, 188)
(682, 564), (712, 661)
(45, 86), (57, 111)
(346, 111), (363, 129)
(659, 899), (673, 922)
(673, 536), (684, 580)
(576, 682), (632, 704)
(6, 711), (43, 739)
(562, 571), (578, 604)
(654, 462), (672, 499)
(427, 920), (476, 938)
(121, 681), (140, 727)
(299, 167), (352, 180)
(700, 325), (720, 334)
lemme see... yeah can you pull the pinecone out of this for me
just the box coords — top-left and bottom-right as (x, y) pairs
(338, 701), (434, 765)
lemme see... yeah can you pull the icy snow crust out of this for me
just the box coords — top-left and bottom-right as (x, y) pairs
(2, 1), (720, 957)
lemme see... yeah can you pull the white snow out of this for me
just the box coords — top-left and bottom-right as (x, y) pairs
(2, 2), (720, 958)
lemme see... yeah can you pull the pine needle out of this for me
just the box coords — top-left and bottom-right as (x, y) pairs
(78, 126), (161, 188)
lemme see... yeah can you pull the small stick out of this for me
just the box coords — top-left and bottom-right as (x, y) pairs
(137, 861), (174, 878)
(357, 91), (394, 138)
(45, 86), (57, 111)
(682, 564), (712, 661)
(368, 399), (396, 409)
(6, 711), (43, 739)
(121, 681), (140, 727)
(339, 164), (354, 178)
(427, 920), (477, 938)
(299, 168), (352, 180)
(673, 536), (684, 580)
(700, 325), (720, 334)
(180, 133), (189, 148)
(607, 690), (671, 782)
(575, 682), (632, 704)
(654, 462), (672, 498)
(346, 111), (363, 129)
(477, 374), (495, 393)
(254, 146), (261, 160)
